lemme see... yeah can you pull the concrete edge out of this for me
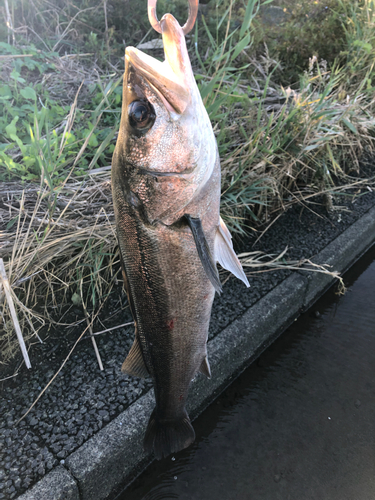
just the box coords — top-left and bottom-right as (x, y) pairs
(303, 204), (375, 307)
(15, 466), (79, 500)
(18, 205), (375, 500)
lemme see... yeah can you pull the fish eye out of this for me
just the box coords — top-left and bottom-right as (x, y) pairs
(128, 100), (155, 131)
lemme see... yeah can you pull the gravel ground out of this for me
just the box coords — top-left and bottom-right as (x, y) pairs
(1, 178), (375, 499)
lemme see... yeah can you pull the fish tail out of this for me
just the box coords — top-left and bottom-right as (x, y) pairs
(144, 408), (195, 460)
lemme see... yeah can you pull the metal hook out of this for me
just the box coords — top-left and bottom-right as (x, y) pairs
(148, 0), (199, 35)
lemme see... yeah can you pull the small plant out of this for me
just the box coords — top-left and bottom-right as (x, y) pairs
(0, 44), (122, 184)
(274, 0), (346, 81)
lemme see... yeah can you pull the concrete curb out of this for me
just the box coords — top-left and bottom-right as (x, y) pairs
(303, 205), (375, 306)
(18, 205), (375, 500)
(16, 466), (79, 500)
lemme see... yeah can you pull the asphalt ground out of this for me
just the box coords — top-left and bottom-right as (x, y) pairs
(1, 177), (375, 499)
(119, 244), (375, 500)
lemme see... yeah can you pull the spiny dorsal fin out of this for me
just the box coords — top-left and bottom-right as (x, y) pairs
(121, 333), (149, 378)
(184, 214), (222, 294)
(215, 217), (250, 288)
(198, 356), (211, 379)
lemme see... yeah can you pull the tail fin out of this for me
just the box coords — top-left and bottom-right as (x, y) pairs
(144, 408), (195, 460)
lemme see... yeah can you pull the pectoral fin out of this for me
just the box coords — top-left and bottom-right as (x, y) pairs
(184, 214), (222, 293)
(215, 217), (250, 287)
(121, 333), (149, 378)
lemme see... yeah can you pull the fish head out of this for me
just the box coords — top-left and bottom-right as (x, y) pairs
(113, 14), (218, 225)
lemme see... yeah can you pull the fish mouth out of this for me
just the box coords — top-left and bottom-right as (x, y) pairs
(125, 14), (192, 114)
(139, 167), (195, 177)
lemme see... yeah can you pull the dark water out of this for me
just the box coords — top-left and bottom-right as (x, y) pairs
(117, 246), (375, 500)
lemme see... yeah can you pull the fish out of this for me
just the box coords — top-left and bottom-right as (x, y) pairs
(111, 13), (249, 460)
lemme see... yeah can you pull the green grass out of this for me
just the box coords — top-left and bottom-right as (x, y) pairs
(0, 43), (122, 183)
(1, 0), (375, 364)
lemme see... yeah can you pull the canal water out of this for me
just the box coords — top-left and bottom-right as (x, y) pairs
(117, 246), (375, 500)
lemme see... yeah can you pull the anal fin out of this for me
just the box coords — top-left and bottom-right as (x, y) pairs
(121, 333), (149, 378)
(198, 356), (211, 379)
(184, 214), (222, 293)
(118, 246), (149, 378)
(215, 217), (250, 287)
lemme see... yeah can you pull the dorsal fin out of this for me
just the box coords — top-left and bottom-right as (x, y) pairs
(198, 356), (211, 379)
(121, 333), (149, 378)
(214, 217), (250, 287)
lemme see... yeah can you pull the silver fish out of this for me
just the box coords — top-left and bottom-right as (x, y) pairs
(112, 13), (249, 460)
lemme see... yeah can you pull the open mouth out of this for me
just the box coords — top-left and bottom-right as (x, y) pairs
(138, 167), (195, 178)
(125, 14), (192, 115)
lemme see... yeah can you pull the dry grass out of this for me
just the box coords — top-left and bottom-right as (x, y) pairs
(0, 173), (119, 364)
(218, 56), (375, 231)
